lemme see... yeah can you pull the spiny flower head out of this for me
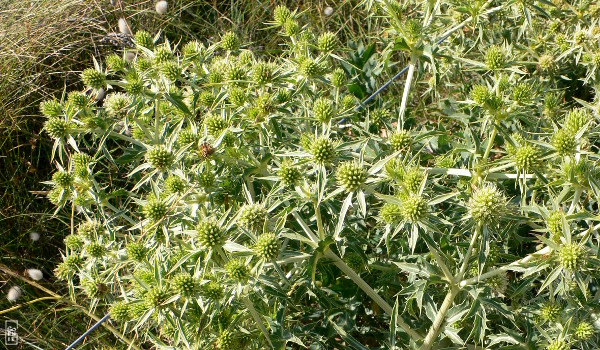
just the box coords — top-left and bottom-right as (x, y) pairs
(254, 232), (280, 260)
(471, 84), (490, 106)
(182, 40), (204, 61)
(203, 114), (228, 136)
(77, 220), (103, 238)
(400, 194), (428, 223)
(317, 32), (337, 52)
(81, 68), (105, 90)
(126, 242), (146, 262)
(104, 92), (131, 117)
(252, 61), (275, 85)
(389, 130), (412, 152)
(172, 273), (198, 297)
(134, 30), (154, 49)
(227, 64), (247, 85)
(546, 210), (563, 242)
(220, 31), (240, 51)
(401, 167), (424, 194)
(64, 255), (84, 270)
(546, 340), (568, 350)
(196, 218), (226, 248)
(313, 97), (335, 123)
(110, 301), (130, 322)
(370, 108), (390, 126)
(311, 137), (336, 165)
(299, 58), (323, 77)
(552, 130), (577, 156)
(283, 18), (300, 36)
(511, 83), (533, 103)
(539, 54), (554, 72)
(106, 54), (125, 71)
(229, 87), (247, 106)
(273, 5), (292, 25)
(85, 242), (106, 258)
(468, 185), (507, 225)
(44, 118), (72, 139)
(160, 61), (181, 82)
(331, 68), (346, 88)
(64, 234), (84, 250)
(67, 91), (90, 109)
(558, 243), (586, 270)
(277, 161), (302, 187)
(485, 45), (506, 70)
(164, 175), (185, 194)
(72, 153), (92, 170)
(225, 258), (249, 282)
(486, 271), (508, 295)
(239, 203), (267, 233)
(379, 203), (403, 224)
(153, 44), (173, 63)
(512, 144), (540, 172)
(336, 162), (367, 192)
(564, 108), (591, 135)
(52, 171), (73, 188)
(199, 91), (215, 106)
(344, 253), (364, 272)
(403, 19), (423, 42)
(142, 196), (168, 222)
(40, 99), (63, 117)
(201, 280), (224, 301)
(573, 321), (595, 341)
(144, 286), (168, 308)
(341, 94), (355, 109)
(540, 302), (561, 322)
(145, 146), (174, 170)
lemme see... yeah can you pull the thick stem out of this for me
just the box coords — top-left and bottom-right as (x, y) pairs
(420, 286), (459, 350)
(324, 250), (422, 340)
(458, 225), (482, 280)
(313, 200), (325, 240)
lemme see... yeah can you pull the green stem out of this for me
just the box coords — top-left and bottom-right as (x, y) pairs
(420, 286), (459, 350)
(482, 125), (497, 163)
(324, 250), (422, 340)
(425, 233), (454, 283)
(313, 200), (325, 241)
(458, 225), (482, 280)
(568, 187), (583, 215)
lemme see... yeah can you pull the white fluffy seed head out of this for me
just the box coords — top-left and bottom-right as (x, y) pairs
(7, 286), (21, 302)
(156, 1), (168, 15)
(324, 6), (334, 16)
(118, 18), (131, 35)
(29, 231), (40, 242)
(27, 269), (43, 281)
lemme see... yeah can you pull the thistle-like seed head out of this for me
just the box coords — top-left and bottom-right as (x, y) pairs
(172, 273), (198, 297)
(389, 130), (412, 152)
(81, 68), (106, 90)
(313, 97), (335, 123)
(273, 5), (292, 26)
(254, 232), (280, 260)
(564, 108), (591, 135)
(468, 185), (507, 225)
(336, 162), (366, 192)
(277, 161), (302, 187)
(134, 30), (154, 49)
(153, 45), (173, 63)
(252, 61), (275, 85)
(311, 137), (336, 165)
(44, 118), (72, 139)
(64, 234), (84, 250)
(471, 84), (490, 106)
(144, 286), (168, 308)
(110, 301), (130, 321)
(539, 54), (554, 72)
(68, 91), (90, 109)
(142, 197), (168, 222)
(239, 203), (267, 233)
(331, 68), (346, 88)
(225, 258), (249, 282)
(317, 32), (337, 52)
(379, 203), (403, 224)
(344, 253), (364, 272)
(203, 114), (228, 136)
(201, 280), (224, 301)
(164, 176), (185, 194)
(104, 92), (131, 117)
(485, 45), (506, 70)
(126, 242), (146, 262)
(220, 31), (240, 51)
(77, 220), (104, 238)
(558, 243), (586, 270)
(400, 194), (428, 223)
(540, 302), (561, 322)
(40, 99), (63, 117)
(145, 146), (174, 170)
(85, 242), (106, 258)
(573, 321), (595, 340)
(160, 61), (181, 82)
(52, 171), (73, 188)
(196, 218), (225, 249)
(299, 58), (322, 77)
(552, 130), (577, 156)
(546, 340), (568, 350)
(513, 144), (540, 172)
(284, 18), (300, 36)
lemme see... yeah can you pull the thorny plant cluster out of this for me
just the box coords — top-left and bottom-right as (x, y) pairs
(40, 1), (600, 349)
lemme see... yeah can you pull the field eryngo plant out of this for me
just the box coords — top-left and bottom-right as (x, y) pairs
(43, 1), (600, 349)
